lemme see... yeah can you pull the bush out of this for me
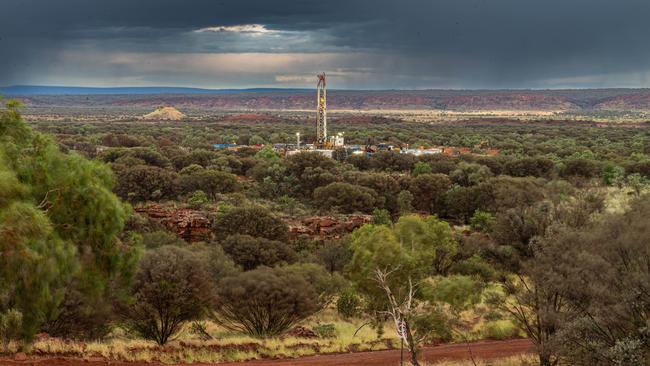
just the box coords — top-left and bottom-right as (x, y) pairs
(114, 164), (179, 202)
(220, 234), (297, 270)
(213, 206), (288, 241)
(371, 208), (391, 225)
(142, 230), (185, 249)
(187, 190), (209, 208)
(412, 161), (432, 176)
(313, 323), (337, 338)
(180, 168), (240, 199)
(316, 240), (351, 273)
(336, 289), (361, 319)
(213, 266), (321, 337)
(469, 209), (495, 232)
(0, 309), (22, 351)
(122, 246), (215, 345)
(407, 173), (451, 214)
(313, 182), (377, 214)
(481, 320), (518, 340)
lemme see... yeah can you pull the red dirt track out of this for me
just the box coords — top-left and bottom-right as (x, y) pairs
(0, 339), (533, 366)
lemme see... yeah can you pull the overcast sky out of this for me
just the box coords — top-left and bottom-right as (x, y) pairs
(2, 0), (650, 89)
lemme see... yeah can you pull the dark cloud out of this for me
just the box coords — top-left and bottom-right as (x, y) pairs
(2, 0), (650, 88)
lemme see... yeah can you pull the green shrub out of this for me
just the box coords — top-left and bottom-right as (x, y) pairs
(0, 309), (22, 351)
(122, 246), (215, 345)
(187, 190), (209, 208)
(336, 289), (361, 319)
(469, 209), (495, 232)
(481, 320), (518, 340)
(313, 323), (337, 338)
(213, 266), (321, 337)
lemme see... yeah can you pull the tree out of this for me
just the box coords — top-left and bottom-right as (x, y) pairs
(0, 100), (138, 342)
(601, 164), (625, 186)
(170, 148), (217, 170)
(254, 146), (281, 162)
(347, 215), (457, 365)
(180, 168), (240, 200)
(542, 197), (650, 365)
(397, 190), (414, 215)
(450, 162), (493, 186)
(316, 240), (352, 273)
(371, 208), (392, 225)
(371, 151), (416, 172)
(562, 158), (601, 179)
(412, 161), (432, 177)
(285, 151), (338, 197)
(408, 173), (451, 215)
(114, 164), (179, 202)
(213, 266), (321, 337)
(469, 209), (495, 232)
(213, 206), (289, 241)
(220, 234), (297, 271)
(505, 157), (555, 178)
(187, 190), (209, 208)
(352, 172), (401, 213)
(313, 182), (377, 213)
(122, 246), (214, 345)
(486, 194), (608, 366)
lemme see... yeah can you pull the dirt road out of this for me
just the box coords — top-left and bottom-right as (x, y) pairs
(1, 339), (533, 366)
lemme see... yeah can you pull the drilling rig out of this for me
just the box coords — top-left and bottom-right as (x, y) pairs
(316, 73), (327, 147)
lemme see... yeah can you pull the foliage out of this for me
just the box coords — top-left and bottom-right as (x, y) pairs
(469, 209), (495, 233)
(397, 190), (414, 214)
(313, 182), (377, 213)
(213, 266), (321, 337)
(0, 101), (137, 342)
(180, 167), (240, 200)
(313, 323), (337, 338)
(220, 234), (297, 270)
(336, 288), (361, 319)
(0, 309), (22, 351)
(316, 240), (352, 273)
(114, 164), (179, 202)
(407, 173), (451, 214)
(187, 190), (209, 208)
(371, 208), (392, 225)
(412, 161), (432, 176)
(122, 246), (214, 345)
(212, 206), (288, 241)
(346, 215), (458, 366)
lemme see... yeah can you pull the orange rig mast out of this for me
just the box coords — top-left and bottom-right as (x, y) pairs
(316, 73), (327, 146)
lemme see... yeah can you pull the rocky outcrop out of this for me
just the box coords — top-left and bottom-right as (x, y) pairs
(135, 204), (210, 242)
(168, 209), (211, 242)
(135, 205), (371, 242)
(287, 215), (372, 240)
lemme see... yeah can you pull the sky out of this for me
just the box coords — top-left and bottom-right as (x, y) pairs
(2, 0), (650, 89)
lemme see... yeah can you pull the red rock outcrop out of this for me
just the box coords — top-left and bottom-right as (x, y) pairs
(135, 205), (371, 242)
(287, 215), (372, 240)
(135, 204), (210, 242)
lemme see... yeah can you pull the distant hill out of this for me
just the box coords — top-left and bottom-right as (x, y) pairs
(0, 85), (310, 96)
(141, 106), (186, 120)
(6, 86), (650, 112)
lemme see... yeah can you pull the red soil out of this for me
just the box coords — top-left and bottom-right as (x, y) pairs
(0, 339), (533, 366)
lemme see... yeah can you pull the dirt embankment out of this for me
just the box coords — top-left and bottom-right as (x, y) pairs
(1, 339), (533, 366)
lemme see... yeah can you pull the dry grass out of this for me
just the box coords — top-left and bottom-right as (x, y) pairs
(27, 309), (396, 364)
(24, 287), (526, 363)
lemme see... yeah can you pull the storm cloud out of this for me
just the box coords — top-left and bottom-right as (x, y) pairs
(2, 0), (650, 88)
